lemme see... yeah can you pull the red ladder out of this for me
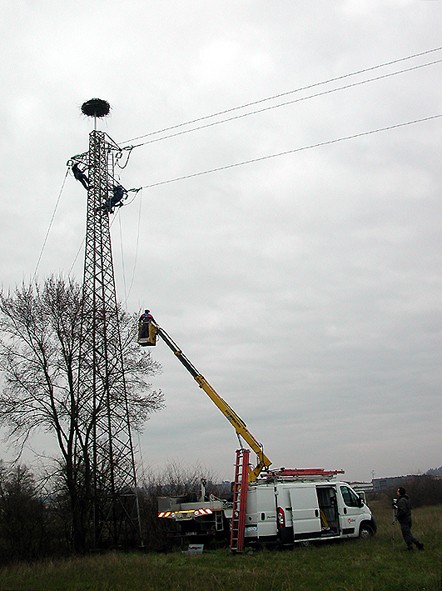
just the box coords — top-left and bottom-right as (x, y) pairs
(230, 448), (250, 553)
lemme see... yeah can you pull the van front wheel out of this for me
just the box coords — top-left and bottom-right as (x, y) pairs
(359, 524), (374, 539)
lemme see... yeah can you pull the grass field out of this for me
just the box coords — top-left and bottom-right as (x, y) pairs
(0, 502), (440, 591)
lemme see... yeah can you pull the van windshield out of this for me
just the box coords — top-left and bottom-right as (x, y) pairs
(340, 486), (360, 507)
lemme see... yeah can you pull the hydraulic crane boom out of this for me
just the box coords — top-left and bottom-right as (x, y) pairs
(138, 313), (271, 482)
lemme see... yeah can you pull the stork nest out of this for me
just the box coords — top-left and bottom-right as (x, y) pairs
(81, 98), (111, 118)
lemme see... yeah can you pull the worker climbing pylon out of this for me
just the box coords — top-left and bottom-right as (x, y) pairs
(108, 185), (125, 211)
(72, 163), (89, 189)
(95, 184), (127, 214)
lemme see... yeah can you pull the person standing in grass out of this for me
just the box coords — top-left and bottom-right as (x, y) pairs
(394, 487), (424, 551)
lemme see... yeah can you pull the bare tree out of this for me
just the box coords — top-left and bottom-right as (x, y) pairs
(0, 461), (48, 563)
(0, 275), (164, 551)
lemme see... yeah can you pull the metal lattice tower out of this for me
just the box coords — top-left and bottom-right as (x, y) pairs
(72, 100), (141, 548)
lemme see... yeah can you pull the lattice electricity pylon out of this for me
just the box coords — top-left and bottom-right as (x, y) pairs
(71, 108), (142, 549)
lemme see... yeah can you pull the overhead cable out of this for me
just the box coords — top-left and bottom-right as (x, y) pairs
(138, 114), (442, 190)
(33, 169), (69, 280)
(123, 190), (143, 309)
(118, 213), (128, 308)
(127, 59), (442, 149)
(120, 45), (442, 146)
(69, 238), (85, 277)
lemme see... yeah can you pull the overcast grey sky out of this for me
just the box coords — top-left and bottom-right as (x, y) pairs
(1, 1), (441, 483)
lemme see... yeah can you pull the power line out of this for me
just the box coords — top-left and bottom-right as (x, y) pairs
(118, 213), (128, 308)
(127, 59), (442, 149)
(69, 238), (85, 277)
(123, 190), (143, 309)
(138, 114), (442, 190)
(33, 169), (69, 280)
(120, 45), (442, 146)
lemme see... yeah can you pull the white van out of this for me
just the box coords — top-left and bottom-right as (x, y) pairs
(244, 480), (376, 544)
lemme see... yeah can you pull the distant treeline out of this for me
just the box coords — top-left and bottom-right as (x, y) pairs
(426, 465), (442, 476)
(0, 459), (224, 564)
(371, 474), (442, 508)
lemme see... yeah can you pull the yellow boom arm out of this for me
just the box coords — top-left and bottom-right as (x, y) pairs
(138, 316), (271, 482)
